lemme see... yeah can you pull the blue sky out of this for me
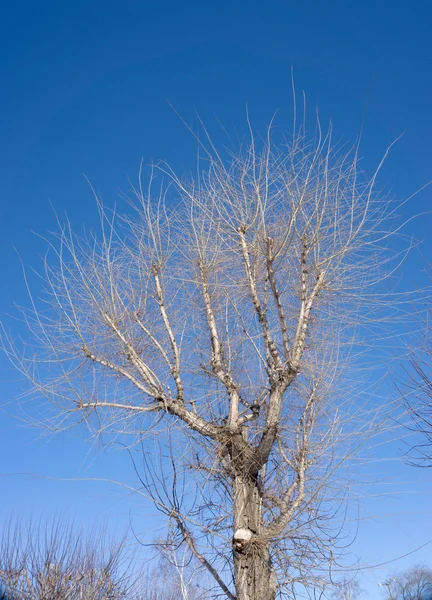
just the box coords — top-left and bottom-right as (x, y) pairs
(1, 1), (431, 596)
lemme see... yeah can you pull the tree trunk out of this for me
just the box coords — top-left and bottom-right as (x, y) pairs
(233, 475), (276, 600)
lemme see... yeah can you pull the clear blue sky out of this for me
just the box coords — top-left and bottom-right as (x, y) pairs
(1, 1), (431, 597)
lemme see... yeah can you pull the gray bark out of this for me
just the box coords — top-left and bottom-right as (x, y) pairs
(233, 476), (277, 600)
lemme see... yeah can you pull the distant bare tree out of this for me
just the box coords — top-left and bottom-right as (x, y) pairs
(3, 118), (408, 599)
(331, 577), (365, 600)
(379, 565), (432, 600)
(0, 518), (133, 600)
(138, 548), (210, 600)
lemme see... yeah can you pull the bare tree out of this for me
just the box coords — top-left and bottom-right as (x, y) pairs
(138, 549), (210, 600)
(3, 119), (407, 599)
(0, 517), (134, 600)
(379, 565), (432, 600)
(403, 288), (432, 466)
(331, 577), (365, 600)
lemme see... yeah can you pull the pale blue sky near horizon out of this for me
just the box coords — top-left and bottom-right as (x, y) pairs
(1, 1), (432, 597)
